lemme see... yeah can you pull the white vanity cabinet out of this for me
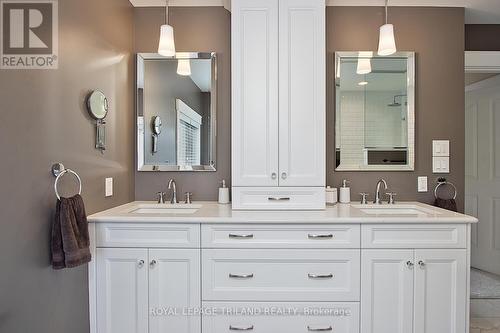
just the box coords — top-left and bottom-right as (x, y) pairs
(231, 0), (325, 210)
(360, 225), (468, 333)
(95, 235), (201, 333)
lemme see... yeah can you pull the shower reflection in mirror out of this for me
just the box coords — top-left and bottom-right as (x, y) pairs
(136, 53), (217, 172)
(335, 52), (415, 171)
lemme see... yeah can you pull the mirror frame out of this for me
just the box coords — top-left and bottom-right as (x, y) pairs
(334, 51), (416, 171)
(136, 52), (217, 172)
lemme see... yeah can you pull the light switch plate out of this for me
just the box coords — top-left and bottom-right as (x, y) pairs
(105, 178), (113, 197)
(433, 157), (450, 173)
(433, 140), (450, 157)
(418, 176), (428, 192)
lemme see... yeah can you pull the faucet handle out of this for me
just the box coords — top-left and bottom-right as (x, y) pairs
(157, 191), (166, 204)
(184, 192), (193, 204)
(360, 193), (369, 204)
(386, 192), (397, 204)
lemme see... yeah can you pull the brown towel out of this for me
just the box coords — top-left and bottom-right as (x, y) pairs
(434, 198), (458, 212)
(51, 194), (91, 269)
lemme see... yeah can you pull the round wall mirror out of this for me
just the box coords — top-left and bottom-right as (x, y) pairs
(86, 90), (109, 120)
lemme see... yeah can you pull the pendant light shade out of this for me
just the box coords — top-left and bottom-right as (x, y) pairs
(377, 0), (397, 56)
(357, 51), (373, 75)
(177, 59), (191, 76)
(158, 0), (175, 57)
(158, 24), (175, 57)
(378, 24), (397, 56)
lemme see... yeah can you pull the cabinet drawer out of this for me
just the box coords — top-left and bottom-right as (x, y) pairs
(232, 187), (325, 210)
(202, 302), (359, 333)
(361, 224), (467, 248)
(202, 224), (360, 248)
(202, 249), (360, 302)
(95, 223), (200, 248)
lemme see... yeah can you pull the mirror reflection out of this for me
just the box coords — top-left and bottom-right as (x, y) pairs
(137, 52), (217, 172)
(335, 52), (415, 171)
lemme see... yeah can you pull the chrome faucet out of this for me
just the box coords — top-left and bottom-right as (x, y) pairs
(168, 179), (178, 204)
(374, 179), (388, 204)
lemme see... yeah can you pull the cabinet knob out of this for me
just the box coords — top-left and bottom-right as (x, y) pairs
(281, 172), (287, 180)
(150, 260), (157, 268)
(138, 260), (145, 268)
(418, 260), (426, 268)
(406, 261), (414, 269)
(271, 173), (277, 180)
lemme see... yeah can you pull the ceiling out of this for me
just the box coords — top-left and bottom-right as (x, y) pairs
(128, 0), (500, 24)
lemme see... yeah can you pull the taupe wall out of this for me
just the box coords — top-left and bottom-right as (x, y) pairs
(466, 24), (500, 51)
(0, 0), (134, 332)
(134, 7), (231, 201)
(327, 7), (466, 211)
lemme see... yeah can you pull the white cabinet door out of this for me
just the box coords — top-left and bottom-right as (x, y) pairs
(414, 249), (467, 333)
(96, 248), (148, 333)
(278, 0), (325, 187)
(232, 0), (279, 187)
(361, 250), (414, 333)
(149, 249), (201, 333)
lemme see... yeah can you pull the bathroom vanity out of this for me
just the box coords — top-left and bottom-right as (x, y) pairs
(87, 202), (477, 333)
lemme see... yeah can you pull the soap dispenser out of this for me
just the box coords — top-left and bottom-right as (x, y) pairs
(218, 180), (230, 204)
(339, 179), (351, 203)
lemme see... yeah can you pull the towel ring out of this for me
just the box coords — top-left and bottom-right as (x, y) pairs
(52, 163), (82, 200)
(434, 180), (457, 200)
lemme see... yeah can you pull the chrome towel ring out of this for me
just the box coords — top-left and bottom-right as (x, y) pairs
(52, 163), (82, 200)
(434, 178), (457, 200)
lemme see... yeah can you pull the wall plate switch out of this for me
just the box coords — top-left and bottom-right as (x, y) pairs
(433, 157), (450, 173)
(433, 140), (450, 157)
(105, 178), (113, 197)
(418, 176), (428, 192)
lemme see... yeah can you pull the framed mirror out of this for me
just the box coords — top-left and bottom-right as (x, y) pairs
(335, 52), (415, 171)
(136, 52), (217, 171)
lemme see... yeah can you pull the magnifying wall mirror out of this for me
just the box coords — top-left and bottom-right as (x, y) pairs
(86, 90), (109, 152)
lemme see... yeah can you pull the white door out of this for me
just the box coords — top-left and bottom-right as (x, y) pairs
(96, 248), (148, 333)
(414, 249), (467, 333)
(361, 250), (414, 333)
(466, 75), (500, 275)
(278, 0), (325, 187)
(148, 249), (201, 333)
(232, 0), (279, 187)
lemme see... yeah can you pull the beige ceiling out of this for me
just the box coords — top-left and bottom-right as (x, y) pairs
(129, 0), (500, 24)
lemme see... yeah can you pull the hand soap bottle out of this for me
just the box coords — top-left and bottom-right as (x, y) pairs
(218, 180), (230, 204)
(339, 179), (351, 203)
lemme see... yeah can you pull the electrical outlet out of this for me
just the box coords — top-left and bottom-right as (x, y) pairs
(418, 176), (428, 192)
(105, 178), (113, 197)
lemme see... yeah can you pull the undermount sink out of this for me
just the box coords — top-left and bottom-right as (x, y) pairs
(352, 204), (438, 216)
(129, 203), (202, 215)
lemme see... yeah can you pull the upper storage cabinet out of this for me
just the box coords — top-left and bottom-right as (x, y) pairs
(231, 0), (326, 209)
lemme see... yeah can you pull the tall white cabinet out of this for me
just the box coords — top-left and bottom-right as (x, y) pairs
(231, 0), (326, 210)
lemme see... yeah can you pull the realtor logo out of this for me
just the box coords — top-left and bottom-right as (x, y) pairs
(1, 0), (58, 69)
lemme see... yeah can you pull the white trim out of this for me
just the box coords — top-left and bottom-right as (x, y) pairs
(465, 51), (500, 73)
(129, 0), (231, 10)
(465, 73), (500, 92)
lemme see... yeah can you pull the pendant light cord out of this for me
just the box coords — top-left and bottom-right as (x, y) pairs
(385, 0), (388, 24)
(165, 0), (169, 25)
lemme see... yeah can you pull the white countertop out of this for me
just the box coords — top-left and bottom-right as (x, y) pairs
(87, 201), (478, 224)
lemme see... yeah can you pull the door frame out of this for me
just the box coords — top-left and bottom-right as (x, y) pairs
(465, 51), (500, 73)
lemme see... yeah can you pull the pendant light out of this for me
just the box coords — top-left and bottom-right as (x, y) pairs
(177, 59), (191, 76)
(158, 0), (176, 57)
(378, 0), (397, 56)
(357, 51), (373, 75)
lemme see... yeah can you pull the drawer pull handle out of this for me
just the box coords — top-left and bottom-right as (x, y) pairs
(307, 326), (333, 332)
(229, 273), (254, 279)
(308, 273), (334, 279)
(268, 197), (291, 201)
(229, 325), (254, 331)
(229, 234), (254, 239)
(308, 234), (334, 239)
